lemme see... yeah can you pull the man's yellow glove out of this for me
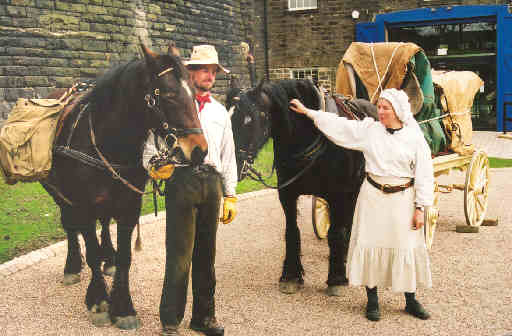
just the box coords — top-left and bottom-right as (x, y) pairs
(222, 196), (237, 224)
(149, 164), (175, 180)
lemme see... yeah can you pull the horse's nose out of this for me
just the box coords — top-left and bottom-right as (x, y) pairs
(191, 147), (207, 166)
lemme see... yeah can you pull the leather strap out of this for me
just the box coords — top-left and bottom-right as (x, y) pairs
(366, 174), (414, 194)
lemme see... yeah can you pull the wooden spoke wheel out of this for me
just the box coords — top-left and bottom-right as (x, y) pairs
(464, 150), (490, 227)
(312, 196), (330, 239)
(424, 187), (440, 250)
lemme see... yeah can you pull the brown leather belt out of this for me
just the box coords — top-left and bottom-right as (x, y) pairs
(366, 174), (414, 194)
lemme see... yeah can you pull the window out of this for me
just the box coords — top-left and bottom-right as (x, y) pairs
(388, 21), (496, 57)
(291, 68), (319, 84)
(288, 0), (317, 11)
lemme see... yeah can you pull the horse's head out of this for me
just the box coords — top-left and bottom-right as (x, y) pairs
(227, 86), (270, 181)
(141, 43), (207, 166)
(245, 79), (320, 136)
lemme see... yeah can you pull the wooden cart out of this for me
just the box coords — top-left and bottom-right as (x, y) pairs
(321, 43), (491, 249)
(312, 149), (490, 249)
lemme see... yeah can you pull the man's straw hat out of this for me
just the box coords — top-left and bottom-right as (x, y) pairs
(184, 45), (230, 73)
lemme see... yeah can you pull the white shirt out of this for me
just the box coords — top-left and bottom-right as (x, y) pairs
(306, 109), (434, 206)
(142, 96), (238, 196)
(196, 96), (237, 196)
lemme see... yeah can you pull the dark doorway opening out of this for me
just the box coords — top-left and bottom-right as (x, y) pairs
(389, 21), (497, 130)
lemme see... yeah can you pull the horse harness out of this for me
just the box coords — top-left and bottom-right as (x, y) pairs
(239, 91), (371, 189)
(331, 94), (368, 121)
(49, 66), (203, 204)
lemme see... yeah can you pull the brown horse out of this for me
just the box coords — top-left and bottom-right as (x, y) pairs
(42, 42), (207, 329)
(45, 86), (117, 285)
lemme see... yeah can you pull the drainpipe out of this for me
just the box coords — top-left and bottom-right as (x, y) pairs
(263, 0), (270, 81)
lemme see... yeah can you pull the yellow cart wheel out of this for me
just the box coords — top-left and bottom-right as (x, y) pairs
(424, 187), (440, 250)
(312, 196), (330, 239)
(464, 150), (490, 227)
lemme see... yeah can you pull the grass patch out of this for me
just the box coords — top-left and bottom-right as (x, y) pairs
(0, 140), (275, 264)
(488, 157), (512, 168)
(2, 146), (505, 264)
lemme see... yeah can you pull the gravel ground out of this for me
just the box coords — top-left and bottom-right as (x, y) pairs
(0, 166), (511, 336)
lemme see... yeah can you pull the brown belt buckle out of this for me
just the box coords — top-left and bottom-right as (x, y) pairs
(381, 184), (391, 193)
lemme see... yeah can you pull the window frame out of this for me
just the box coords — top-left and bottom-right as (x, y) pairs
(290, 68), (319, 84)
(288, 0), (317, 11)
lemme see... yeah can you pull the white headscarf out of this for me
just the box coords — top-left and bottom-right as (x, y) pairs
(379, 88), (422, 132)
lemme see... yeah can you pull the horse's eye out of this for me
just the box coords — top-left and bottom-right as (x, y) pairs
(243, 115), (252, 125)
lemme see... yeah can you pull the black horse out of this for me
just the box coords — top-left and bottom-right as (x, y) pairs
(229, 79), (367, 295)
(42, 42), (207, 329)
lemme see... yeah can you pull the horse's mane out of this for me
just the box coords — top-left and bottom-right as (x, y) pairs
(259, 79), (321, 136)
(85, 54), (187, 110)
(84, 59), (140, 108)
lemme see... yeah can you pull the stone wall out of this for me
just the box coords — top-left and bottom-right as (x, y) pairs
(265, 0), (508, 93)
(0, 0), (262, 125)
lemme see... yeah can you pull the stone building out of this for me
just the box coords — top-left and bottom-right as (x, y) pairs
(258, 0), (511, 131)
(0, 0), (262, 125)
(1, 0), (511, 130)
(261, 0), (507, 88)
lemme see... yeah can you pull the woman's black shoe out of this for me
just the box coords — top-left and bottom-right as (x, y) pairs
(366, 301), (380, 321)
(405, 300), (431, 320)
(365, 286), (380, 321)
(190, 317), (224, 336)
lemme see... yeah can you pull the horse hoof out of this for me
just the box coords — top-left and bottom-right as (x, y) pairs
(326, 285), (343, 296)
(89, 301), (111, 327)
(113, 315), (141, 330)
(279, 280), (304, 294)
(62, 273), (80, 286)
(103, 265), (116, 277)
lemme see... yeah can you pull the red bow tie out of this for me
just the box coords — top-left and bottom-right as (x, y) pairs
(196, 93), (211, 112)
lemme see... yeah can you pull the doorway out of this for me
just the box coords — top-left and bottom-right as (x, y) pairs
(388, 21), (497, 130)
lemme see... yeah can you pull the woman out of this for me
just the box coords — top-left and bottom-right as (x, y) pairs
(289, 88), (434, 321)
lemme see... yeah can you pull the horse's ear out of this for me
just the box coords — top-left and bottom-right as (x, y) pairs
(141, 44), (158, 64)
(167, 42), (180, 57)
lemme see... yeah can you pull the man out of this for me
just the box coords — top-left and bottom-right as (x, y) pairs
(144, 45), (238, 336)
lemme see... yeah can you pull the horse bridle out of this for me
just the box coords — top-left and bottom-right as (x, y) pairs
(230, 92), (268, 181)
(232, 90), (329, 189)
(56, 67), (204, 198)
(144, 67), (203, 164)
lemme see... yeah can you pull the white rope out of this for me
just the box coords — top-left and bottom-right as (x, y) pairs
(417, 110), (471, 125)
(369, 43), (403, 103)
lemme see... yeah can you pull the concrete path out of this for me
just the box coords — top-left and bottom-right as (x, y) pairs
(0, 131), (511, 336)
(472, 131), (512, 159)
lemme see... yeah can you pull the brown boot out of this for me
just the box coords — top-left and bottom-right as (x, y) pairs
(162, 325), (181, 336)
(190, 316), (224, 336)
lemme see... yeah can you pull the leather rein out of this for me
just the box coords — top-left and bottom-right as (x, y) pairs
(52, 67), (203, 201)
(234, 91), (329, 190)
(238, 91), (367, 190)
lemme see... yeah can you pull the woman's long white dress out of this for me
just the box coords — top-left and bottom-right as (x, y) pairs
(306, 110), (434, 292)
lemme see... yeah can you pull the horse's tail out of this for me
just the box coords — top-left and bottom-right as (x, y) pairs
(135, 222), (142, 251)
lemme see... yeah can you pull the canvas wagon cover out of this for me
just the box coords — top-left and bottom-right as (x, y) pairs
(0, 98), (63, 184)
(431, 70), (483, 155)
(336, 42), (447, 156)
(336, 42), (422, 103)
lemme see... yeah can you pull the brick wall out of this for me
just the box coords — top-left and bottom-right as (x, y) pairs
(265, 0), (508, 93)
(0, 0), (262, 125)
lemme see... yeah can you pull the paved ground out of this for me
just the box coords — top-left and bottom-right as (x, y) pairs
(472, 131), (512, 159)
(0, 131), (511, 336)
